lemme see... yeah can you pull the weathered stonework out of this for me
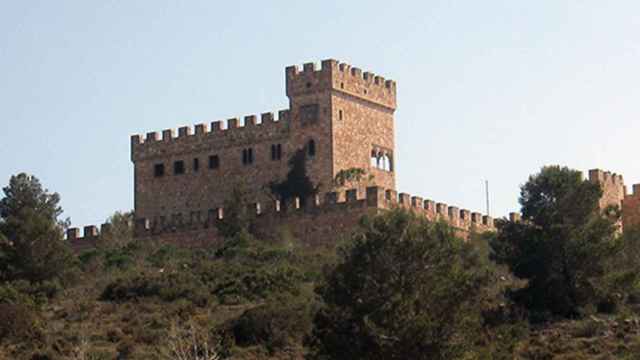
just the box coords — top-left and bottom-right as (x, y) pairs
(66, 59), (499, 251)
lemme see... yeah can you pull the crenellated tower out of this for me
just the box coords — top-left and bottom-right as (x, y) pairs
(129, 59), (397, 229)
(285, 59), (397, 196)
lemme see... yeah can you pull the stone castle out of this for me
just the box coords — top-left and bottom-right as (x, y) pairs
(65, 59), (640, 251)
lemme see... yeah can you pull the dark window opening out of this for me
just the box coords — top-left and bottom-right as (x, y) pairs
(271, 144), (282, 160)
(306, 82), (312, 88)
(364, 89), (368, 95)
(340, 82), (344, 89)
(339, 110), (343, 120)
(208, 155), (219, 169)
(193, 158), (199, 172)
(242, 148), (254, 165)
(154, 163), (165, 177)
(174, 160), (185, 175)
(307, 139), (316, 157)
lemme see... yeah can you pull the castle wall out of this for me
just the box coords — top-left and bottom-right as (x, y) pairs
(623, 184), (640, 230)
(589, 169), (626, 210)
(131, 111), (293, 223)
(67, 187), (495, 253)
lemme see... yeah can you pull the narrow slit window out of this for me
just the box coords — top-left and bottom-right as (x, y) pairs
(307, 139), (316, 157)
(208, 155), (219, 169)
(193, 158), (199, 172)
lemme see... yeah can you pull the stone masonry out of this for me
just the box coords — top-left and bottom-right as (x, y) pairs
(67, 59), (499, 250)
(66, 60), (640, 251)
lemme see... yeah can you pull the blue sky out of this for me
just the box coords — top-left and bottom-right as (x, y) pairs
(1, 1), (639, 227)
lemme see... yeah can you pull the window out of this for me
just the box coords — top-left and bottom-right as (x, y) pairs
(307, 139), (316, 157)
(338, 110), (343, 121)
(370, 148), (394, 172)
(193, 158), (199, 172)
(154, 163), (165, 177)
(174, 160), (185, 175)
(208, 155), (219, 169)
(271, 144), (282, 160)
(242, 148), (254, 165)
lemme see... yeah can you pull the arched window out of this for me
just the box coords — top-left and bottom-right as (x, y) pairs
(307, 139), (316, 157)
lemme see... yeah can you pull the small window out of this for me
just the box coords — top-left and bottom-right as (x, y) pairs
(208, 155), (219, 169)
(306, 82), (312, 88)
(338, 110), (343, 121)
(364, 89), (368, 95)
(340, 82), (344, 89)
(193, 158), (199, 172)
(307, 139), (316, 157)
(174, 160), (185, 175)
(242, 148), (254, 165)
(154, 163), (165, 177)
(271, 144), (282, 160)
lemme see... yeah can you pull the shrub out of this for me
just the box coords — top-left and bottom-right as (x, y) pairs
(232, 297), (314, 353)
(101, 272), (209, 306)
(0, 303), (43, 343)
(310, 209), (492, 360)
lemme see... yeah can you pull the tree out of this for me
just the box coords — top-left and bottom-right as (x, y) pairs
(490, 166), (620, 318)
(216, 185), (254, 239)
(99, 211), (134, 248)
(0, 173), (74, 283)
(269, 149), (318, 208)
(310, 209), (492, 360)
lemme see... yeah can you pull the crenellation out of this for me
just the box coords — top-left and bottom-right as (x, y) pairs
(178, 126), (191, 137)
(84, 225), (98, 238)
(471, 212), (482, 224)
(146, 132), (159, 142)
(411, 196), (424, 209)
(194, 123), (207, 135)
(227, 118), (239, 129)
(398, 193), (411, 207)
(509, 212), (522, 222)
(210, 121), (223, 132)
(261, 112), (274, 124)
(162, 129), (174, 141)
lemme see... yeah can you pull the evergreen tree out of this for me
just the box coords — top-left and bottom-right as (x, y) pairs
(490, 166), (620, 318)
(0, 173), (74, 283)
(310, 209), (491, 359)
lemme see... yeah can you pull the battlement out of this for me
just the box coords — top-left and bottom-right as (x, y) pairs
(130, 186), (494, 241)
(130, 109), (291, 160)
(286, 59), (397, 110)
(589, 169), (625, 186)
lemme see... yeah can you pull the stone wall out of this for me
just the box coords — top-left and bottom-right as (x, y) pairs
(67, 186), (495, 252)
(130, 59), (398, 229)
(623, 184), (640, 230)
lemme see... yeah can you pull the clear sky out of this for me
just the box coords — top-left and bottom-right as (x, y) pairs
(1, 1), (639, 227)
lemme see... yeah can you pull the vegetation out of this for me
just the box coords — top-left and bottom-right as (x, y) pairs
(269, 149), (319, 208)
(1, 167), (640, 359)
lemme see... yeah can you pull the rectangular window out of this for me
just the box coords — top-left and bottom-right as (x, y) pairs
(242, 148), (254, 165)
(208, 155), (219, 169)
(271, 144), (282, 160)
(174, 160), (185, 175)
(193, 158), (199, 172)
(154, 163), (165, 177)
(339, 109), (343, 120)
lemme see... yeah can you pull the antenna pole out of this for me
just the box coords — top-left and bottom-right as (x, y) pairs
(485, 180), (490, 216)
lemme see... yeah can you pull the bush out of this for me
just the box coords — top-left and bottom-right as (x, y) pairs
(212, 264), (303, 303)
(101, 272), (209, 306)
(232, 297), (314, 353)
(310, 209), (492, 360)
(0, 303), (43, 343)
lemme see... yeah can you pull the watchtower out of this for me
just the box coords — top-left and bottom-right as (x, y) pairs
(285, 59), (397, 195)
(130, 59), (397, 229)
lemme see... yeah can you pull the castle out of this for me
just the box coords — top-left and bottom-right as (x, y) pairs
(65, 59), (640, 251)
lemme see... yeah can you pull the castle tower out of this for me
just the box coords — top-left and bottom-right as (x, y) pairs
(285, 59), (397, 195)
(130, 59), (397, 230)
